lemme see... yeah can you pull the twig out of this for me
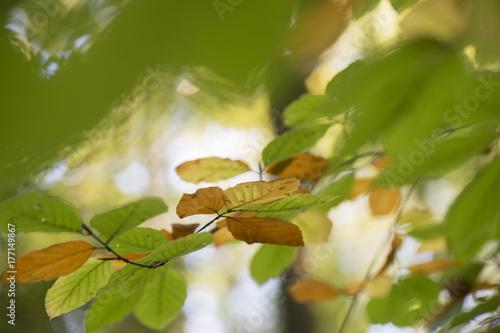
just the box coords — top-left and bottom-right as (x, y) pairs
(196, 212), (227, 234)
(338, 181), (418, 333)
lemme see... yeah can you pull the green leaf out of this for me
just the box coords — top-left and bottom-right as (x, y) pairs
(408, 224), (445, 240)
(256, 210), (300, 221)
(90, 198), (167, 241)
(235, 194), (337, 212)
(314, 172), (355, 211)
(262, 124), (330, 166)
(86, 290), (141, 332)
(366, 276), (441, 327)
(148, 232), (214, 262)
(107, 227), (167, 254)
(446, 157), (500, 260)
(325, 40), (459, 156)
(45, 259), (112, 319)
(450, 295), (500, 328)
(353, 0), (381, 18)
(0, 193), (82, 233)
(283, 94), (338, 127)
(134, 268), (187, 329)
(389, 0), (419, 12)
(250, 244), (297, 285)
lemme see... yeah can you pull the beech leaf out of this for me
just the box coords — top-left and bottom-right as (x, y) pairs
(107, 227), (167, 254)
(171, 223), (200, 239)
(176, 157), (252, 184)
(226, 216), (304, 246)
(287, 278), (340, 303)
(368, 186), (401, 215)
(250, 244), (297, 284)
(176, 187), (224, 218)
(235, 194), (337, 212)
(266, 153), (329, 181)
(223, 177), (300, 210)
(0, 240), (95, 283)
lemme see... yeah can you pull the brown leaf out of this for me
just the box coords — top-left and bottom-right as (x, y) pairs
(408, 260), (461, 275)
(176, 157), (252, 184)
(348, 177), (374, 200)
(287, 278), (339, 303)
(213, 227), (235, 247)
(171, 223), (199, 239)
(176, 186), (224, 218)
(97, 253), (148, 271)
(267, 153), (329, 181)
(223, 177), (300, 210)
(160, 229), (174, 242)
(226, 216), (304, 246)
(0, 241), (95, 283)
(368, 186), (401, 215)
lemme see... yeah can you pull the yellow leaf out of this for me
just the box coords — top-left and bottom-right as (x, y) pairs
(267, 153), (329, 181)
(176, 187), (224, 218)
(176, 157), (252, 184)
(0, 241), (95, 283)
(171, 223), (199, 239)
(291, 211), (332, 244)
(213, 227), (235, 247)
(223, 177), (300, 210)
(368, 186), (401, 215)
(408, 260), (461, 275)
(226, 216), (304, 246)
(287, 278), (339, 303)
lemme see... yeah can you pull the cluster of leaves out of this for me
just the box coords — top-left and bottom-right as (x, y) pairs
(2, 36), (500, 332)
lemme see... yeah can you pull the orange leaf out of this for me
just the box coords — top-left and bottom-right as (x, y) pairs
(368, 186), (401, 215)
(160, 229), (174, 242)
(372, 154), (392, 170)
(267, 153), (329, 181)
(226, 216), (304, 246)
(97, 253), (148, 271)
(408, 260), (461, 275)
(223, 177), (300, 210)
(0, 240), (95, 283)
(171, 223), (199, 239)
(176, 186), (224, 218)
(348, 177), (374, 200)
(287, 278), (339, 303)
(213, 227), (235, 247)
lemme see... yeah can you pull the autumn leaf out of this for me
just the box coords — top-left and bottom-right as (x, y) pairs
(161, 229), (174, 242)
(171, 223), (200, 239)
(407, 260), (461, 275)
(226, 216), (304, 246)
(96, 253), (148, 272)
(372, 154), (392, 169)
(368, 186), (401, 215)
(213, 227), (235, 247)
(287, 278), (339, 303)
(223, 177), (300, 210)
(266, 153), (329, 181)
(0, 240), (95, 283)
(176, 157), (252, 184)
(176, 187), (224, 218)
(348, 177), (374, 200)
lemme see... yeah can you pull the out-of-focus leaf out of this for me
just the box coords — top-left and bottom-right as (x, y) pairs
(389, 0), (419, 12)
(213, 227), (235, 247)
(380, 122), (499, 185)
(45, 259), (113, 319)
(0, 240), (95, 283)
(107, 227), (167, 255)
(90, 198), (167, 241)
(366, 276), (441, 327)
(134, 268), (187, 330)
(176, 157), (252, 184)
(0, 193), (82, 233)
(314, 172), (355, 210)
(450, 295), (500, 328)
(287, 278), (340, 303)
(352, 0), (381, 18)
(468, 0), (500, 65)
(408, 260), (461, 275)
(223, 178), (300, 210)
(348, 177), (374, 200)
(171, 223), (200, 239)
(409, 224), (445, 240)
(267, 153), (329, 181)
(368, 186), (401, 215)
(148, 233), (214, 262)
(226, 216), (304, 246)
(290, 211), (332, 244)
(176, 186), (224, 218)
(262, 125), (330, 166)
(283, 94), (338, 126)
(86, 289), (141, 332)
(250, 244), (297, 285)
(446, 157), (500, 260)
(235, 194), (337, 212)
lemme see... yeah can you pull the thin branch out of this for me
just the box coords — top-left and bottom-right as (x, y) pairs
(338, 181), (418, 333)
(196, 211), (227, 234)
